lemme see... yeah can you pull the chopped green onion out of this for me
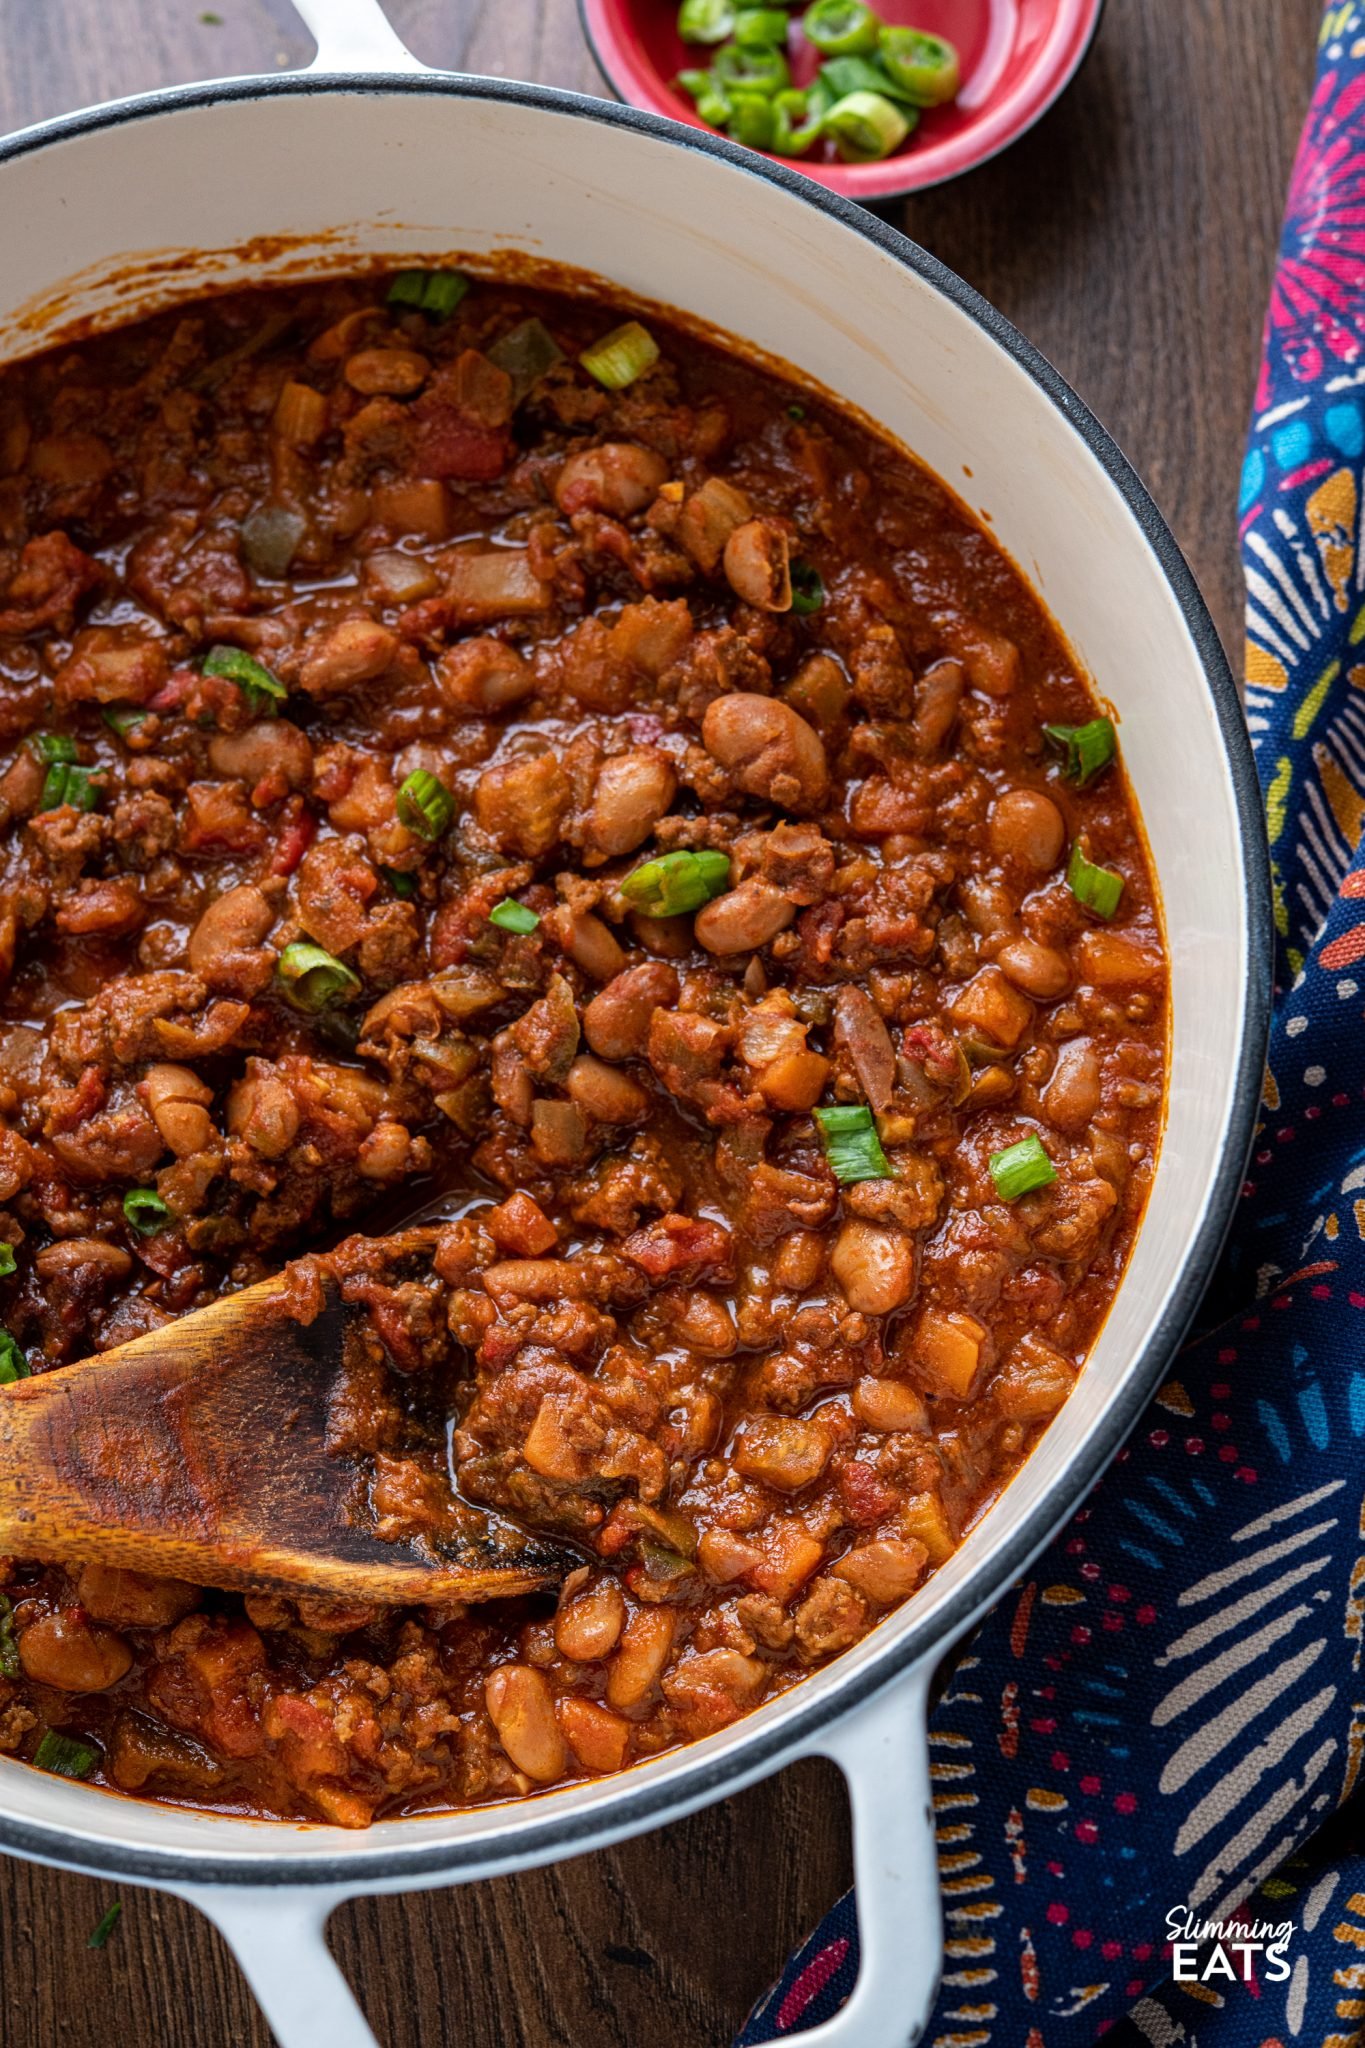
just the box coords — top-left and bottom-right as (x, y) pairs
(678, 0), (736, 42)
(382, 866), (417, 899)
(803, 0), (880, 56)
(1043, 716), (1117, 788)
(728, 94), (777, 146)
(1066, 841), (1124, 920)
(695, 84), (735, 126)
(0, 1332), (28, 1386)
(825, 88), (912, 161)
(387, 269), (469, 320)
(28, 732), (77, 765)
(0, 1245), (15, 1278)
(33, 1730), (98, 1780)
(489, 899), (541, 935)
(621, 848), (731, 917)
(396, 768), (455, 842)
(102, 705), (148, 739)
(87, 1902), (123, 1951)
(203, 643), (287, 716)
(787, 402), (807, 421)
(713, 39), (790, 92)
(735, 6), (790, 43)
(580, 321), (661, 392)
(877, 25), (961, 105)
(36, 761), (100, 813)
(37, 763), (70, 811)
(988, 1134), (1057, 1203)
(0, 1595), (18, 1680)
(276, 940), (362, 1012)
(817, 54), (907, 100)
(814, 1103), (891, 1184)
(487, 318), (564, 405)
(123, 1188), (169, 1237)
(791, 561), (824, 614)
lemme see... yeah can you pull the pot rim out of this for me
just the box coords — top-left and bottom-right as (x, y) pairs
(0, 64), (1273, 1888)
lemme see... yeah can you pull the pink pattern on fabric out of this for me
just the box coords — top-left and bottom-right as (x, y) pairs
(774, 1939), (851, 2031)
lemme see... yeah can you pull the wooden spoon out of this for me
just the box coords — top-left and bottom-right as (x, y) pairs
(0, 1264), (577, 1606)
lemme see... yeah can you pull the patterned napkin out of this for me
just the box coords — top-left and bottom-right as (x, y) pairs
(738, 9), (1365, 2043)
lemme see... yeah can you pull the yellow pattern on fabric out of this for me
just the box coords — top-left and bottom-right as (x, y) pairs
(1267, 758), (1294, 843)
(1315, 741), (1365, 847)
(1308, 467), (1358, 609)
(1294, 661), (1341, 740)
(1247, 641), (1289, 692)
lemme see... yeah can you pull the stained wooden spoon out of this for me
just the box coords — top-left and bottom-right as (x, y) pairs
(0, 1262), (576, 1606)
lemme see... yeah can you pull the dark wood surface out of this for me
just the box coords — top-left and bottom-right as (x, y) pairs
(0, 1), (1319, 2041)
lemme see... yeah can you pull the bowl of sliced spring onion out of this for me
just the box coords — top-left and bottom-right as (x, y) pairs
(578, 0), (1105, 197)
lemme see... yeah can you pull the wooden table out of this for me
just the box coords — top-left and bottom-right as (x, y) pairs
(0, 1), (1320, 2040)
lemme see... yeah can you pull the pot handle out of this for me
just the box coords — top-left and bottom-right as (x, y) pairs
(289, 0), (427, 74)
(787, 1663), (942, 2047)
(174, 1881), (381, 2048)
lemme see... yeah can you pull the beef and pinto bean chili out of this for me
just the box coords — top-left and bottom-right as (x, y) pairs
(0, 271), (1164, 1824)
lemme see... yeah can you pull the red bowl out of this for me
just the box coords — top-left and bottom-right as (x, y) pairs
(578, 0), (1104, 199)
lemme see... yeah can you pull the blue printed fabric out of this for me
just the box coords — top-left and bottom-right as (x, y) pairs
(739, 8), (1365, 2043)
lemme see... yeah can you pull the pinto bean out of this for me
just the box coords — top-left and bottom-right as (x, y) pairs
(996, 935), (1071, 1000)
(226, 1060), (301, 1160)
(584, 749), (677, 858)
(833, 985), (896, 1111)
(606, 1608), (676, 1712)
(484, 1663), (567, 1783)
(436, 637), (535, 716)
(1076, 929), (1162, 986)
(702, 692), (828, 812)
(554, 442), (669, 518)
(187, 883), (275, 982)
(297, 617), (398, 699)
(988, 789), (1065, 871)
(76, 1565), (199, 1629)
(343, 346), (431, 396)
(584, 962), (680, 1061)
(555, 1578), (627, 1662)
(208, 719), (313, 791)
(722, 518), (793, 610)
(34, 1239), (133, 1283)
(694, 879), (795, 955)
(19, 1610), (132, 1691)
(830, 1220), (916, 1315)
(140, 1062), (216, 1157)
(676, 475), (751, 572)
(1042, 1038), (1102, 1129)
(567, 1054), (651, 1124)
(558, 909), (626, 984)
(852, 1376), (929, 1433)
(557, 1696), (631, 1774)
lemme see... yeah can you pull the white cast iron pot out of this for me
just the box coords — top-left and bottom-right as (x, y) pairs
(0, 5), (1271, 2044)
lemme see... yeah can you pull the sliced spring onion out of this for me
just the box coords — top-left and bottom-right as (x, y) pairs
(988, 1134), (1057, 1202)
(396, 768), (455, 842)
(28, 732), (77, 765)
(240, 503), (306, 580)
(713, 38), (790, 92)
(735, 6), (790, 43)
(0, 1332), (28, 1386)
(817, 53), (910, 101)
(0, 1594), (18, 1680)
(487, 318), (564, 405)
(814, 1103), (891, 1184)
(791, 561), (824, 614)
(877, 25), (961, 105)
(0, 1245), (15, 1278)
(489, 899), (541, 935)
(87, 1902), (123, 1951)
(803, 0), (880, 57)
(276, 940), (362, 1012)
(203, 643), (287, 717)
(580, 321), (661, 391)
(728, 93), (777, 146)
(37, 761), (100, 813)
(1043, 716), (1117, 788)
(825, 87), (912, 161)
(102, 705), (149, 739)
(33, 1730), (98, 1780)
(1067, 840), (1124, 920)
(621, 847), (731, 917)
(678, 0), (736, 42)
(387, 268), (470, 320)
(382, 866), (417, 899)
(787, 402), (807, 421)
(123, 1187), (169, 1236)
